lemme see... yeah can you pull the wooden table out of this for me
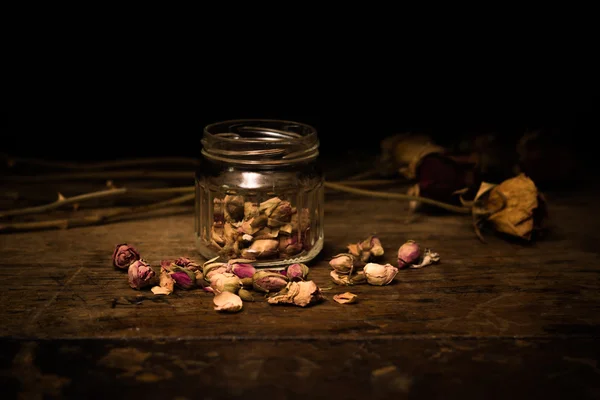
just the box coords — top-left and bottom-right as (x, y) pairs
(1, 171), (599, 399)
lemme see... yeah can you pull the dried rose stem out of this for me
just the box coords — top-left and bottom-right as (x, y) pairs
(0, 170), (194, 182)
(0, 187), (195, 219)
(0, 193), (195, 232)
(1, 153), (200, 169)
(324, 181), (471, 214)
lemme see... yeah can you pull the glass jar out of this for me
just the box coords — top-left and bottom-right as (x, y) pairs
(195, 119), (324, 267)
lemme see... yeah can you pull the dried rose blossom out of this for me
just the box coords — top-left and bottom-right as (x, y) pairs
(259, 197), (282, 217)
(409, 249), (440, 269)
(397, 240), (421, 269)
(241, 239), (279, 259)
(169, 266), (196, 290)
(330, 270), (351, 285)
(224, 195), (245, 222)
(333, 292), (357, 304)
(286, 263), (309, 281)
(229, 262), (256, 279)
(210, 272), (243, 294)
(279, 234), (303, 255)
(128, 260), (156, 290)
(363, 263), (398, 286)
(244, 202), (259, 220)
(329, 253), (355, 275)
(112, 243), (140, 270)
(252, 270), (289, 293)
(268, 200), (293, 227)
(267, 281), (324, 307)
(213, 291), (243, 312)
(240, 277), (253, 287)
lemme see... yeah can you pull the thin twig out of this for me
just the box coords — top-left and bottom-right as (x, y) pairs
(0, 170), (195, 182)
(0, 186), (195, 219)
(0, 193), (195, 232)
(323, 181), (471, 214)
(1, 153), (200, 170)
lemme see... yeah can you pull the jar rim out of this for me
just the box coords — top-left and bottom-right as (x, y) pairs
(202, 119), (319, 166)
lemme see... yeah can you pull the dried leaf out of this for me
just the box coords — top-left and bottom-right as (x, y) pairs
(267, 281), (324, 307)
(333, 292), (357, 304)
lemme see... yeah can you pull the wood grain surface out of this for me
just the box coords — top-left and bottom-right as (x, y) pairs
(1, 181), (599, 399)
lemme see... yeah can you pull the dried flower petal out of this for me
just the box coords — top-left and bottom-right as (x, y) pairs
(333, 292), (358, 304)
(363, 263), (398, 286)
(203, 262), (229, 282)
(128, 260), (156, 290)
(174, 257), (200, 271)
(244, 202), (259, 220)
(241, 239), (279, 259)
(213, 291), (243, 312)
(409, 248), (440, 269)
(267, 280), (324, 307)
(259, 197), (282, 217)
(210, 272), (243, 294)
(151, 268), (174, 295)
(223, 195), (244, 222)
(112, 243), (141, 270)
(286, 263), (310, 281)
(330, 270), (351, 285)
(229, 262), (256, 279)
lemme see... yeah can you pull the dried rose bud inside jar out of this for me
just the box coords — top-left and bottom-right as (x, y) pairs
(195, 119), (324, 267)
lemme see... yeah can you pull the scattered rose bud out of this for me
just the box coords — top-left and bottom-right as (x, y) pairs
(169, 266), (196, 290)
(333, 292), (358, 304)
(213, 291), (243, 313)
(112, 243), (140, 270)
(203, 262), (229, 282)
(128, 260), (156, 290)
(267, 280), (324, 307)
(240, 277), (253, 288)
(229, 262), (256, 279)
(241, 239), (279, 259)
(238, 288), (255, 302)
(252, 270), (289, 293)
(174, 257), (200, 271)
(329, 253), (355, 275)
(397, 240), (421, 269)
(330, 270), (351, 285)
(210, 272), (243, 294)
(363, 263), (398, 286)
(286, 263), (309, 281)
(409, 249), (441, 269)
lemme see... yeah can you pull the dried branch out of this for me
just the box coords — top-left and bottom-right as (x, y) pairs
(0, 187), (195, 219)
(0, 193), (195, 233)
(1, 153), (200, 170)
(324, 181), (471, 214)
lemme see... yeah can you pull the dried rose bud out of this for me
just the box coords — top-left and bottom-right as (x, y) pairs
(259, 197), (282, 217)
(363, 263), (398, 286)
(213, 291), (243, 313)
(397, 240), (421, 269)
(169, 266), (196, 290)
(329, 253), (355, 275)
(350, 271), (367, 285)
(229, 262), (256, 279)
(286, 263), (309, 281)
(238, 288), (255, 302)
(279, 235), (303, 255)
(268, 200), (293, 227)
(224, 195), (245, 222)
(194, 270), (210, 289)
(202, 262), (229, 282)
(267, 280), (324, 307)
(252, 270), (289, 293)
(240, 277), (253, 287)
(151, 267), (175, 295)
(367, 236), (384, 257)
(330, 270), (351, 285)
(173, 257), (200, 271)
(241, 239), (279, 259)
(210, 272), (243, 294)
(112, 243), (141, 270)
(244, 202), (259, 220)
(211, 225), (226, 247)
(347, 243), (361, 258)
(128, 260), (155, 290)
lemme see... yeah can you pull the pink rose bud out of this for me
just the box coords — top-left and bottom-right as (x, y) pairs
(128, 260), (156, 290)
(286, 263), (310, 281)
(230, 263), (256, 279)
(252, 270), (289, 293)
(174, 257), (200, 271)
(279, 235), (303, 255)
(397, 240), (421, 269)
(329, 253), (355, 275)
(112, 243), (141, 270)
(363, 262), (398, 286)
(169, 266), (196, 290)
